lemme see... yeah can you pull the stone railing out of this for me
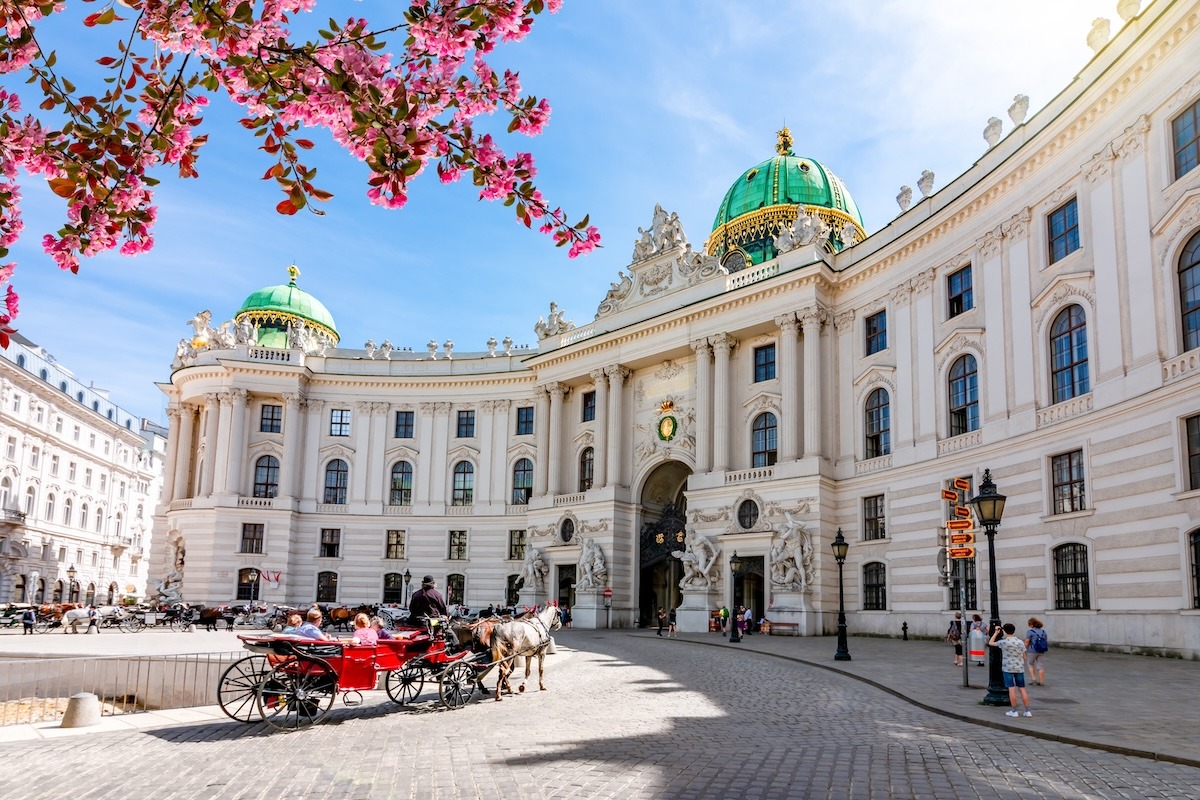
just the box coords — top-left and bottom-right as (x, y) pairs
(238, 497), (274, 509)
(315, 503), (348, 514)
(855, 455), (892, 476)
(383, 505), (413, 516)
(1037, 393), (1093, 428)
(553, 493), (586, 507)
(248, 347), (292, 363)
(169, 499), (192, 511)
(560, 325), (596, 346)
(1162, 350), (1200, 383)
(726, 263), (779, 291)
(506, 505), (528, 515)
(936, 430), (982, 456)
(724, 467), (773, 485)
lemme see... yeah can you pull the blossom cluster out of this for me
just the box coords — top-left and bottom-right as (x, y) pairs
(0, 0), (598, 340)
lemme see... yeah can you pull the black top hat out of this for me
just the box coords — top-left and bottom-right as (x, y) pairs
(421, 575), (436, 586)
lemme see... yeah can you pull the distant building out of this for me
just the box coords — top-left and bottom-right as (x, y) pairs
(159, 1), (1200, 656)
(0, 333), (166, 605)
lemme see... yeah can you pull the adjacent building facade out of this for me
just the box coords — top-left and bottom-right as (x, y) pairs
(0, 334), (167, 606)
(159, 1), (1200, 656)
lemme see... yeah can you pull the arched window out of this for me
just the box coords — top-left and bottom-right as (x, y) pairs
(113, 512), (123, 538)
(1050, 304), (1090, 403)
(389, 461), (413, 506)
(1053, 543), (1090, 610)
(751, 412), (778, 467)
(316, 571), (338, 603)
(451, 461), (474, 506)
(511, 458), (533, 505)
(862, 562), (887, 610)
(446, 573), (465, 606)
(95, 506), (105, 533)
(948, 354), (979, 436)
(1191, 529), (1200, 610)
(1180, 230), (1200, 352)
(578, 448), (594, 492)
(323, 459), (348, 504)
(85, 583), (96, 606)
(0, 477), (9, 508)
(80, 503), (89, 530)
(92, 400), (99, 412)
(63, 498), (73, 527)
(15, 354), (25, 368)
(24, 487), (35, 516)
(382, 572), (404, 604)
(52, 580), (64, 603)
(253, 455), (280, 498)
(45, 493), (55, 521)
(864, 388), (891, 459)
(236, 568), (261, 601)
(39, 368), (48, 380)
(77, 391), (84, 403)
(12, 574), (25, 603)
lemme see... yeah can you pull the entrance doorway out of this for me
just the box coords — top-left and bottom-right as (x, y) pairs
(557, 564), (576, 610)
(637, 460), (692, 627)
(732, 556), (765, 628)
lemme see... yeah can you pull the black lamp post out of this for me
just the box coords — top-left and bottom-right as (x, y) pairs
(831, 529), (851, 661)
(66, 565), (78, 603)
(246, 568), (260, 602)
(403, 569), (412, 606)
(728, 552), (743, 643)
(969, 469), (1008, 706)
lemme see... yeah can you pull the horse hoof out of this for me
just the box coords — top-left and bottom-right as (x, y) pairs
(518, 685), (525, 693)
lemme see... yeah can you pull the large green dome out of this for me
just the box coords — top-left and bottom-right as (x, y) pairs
(708, 128), (865, 269)
(235, 266), (339, 347)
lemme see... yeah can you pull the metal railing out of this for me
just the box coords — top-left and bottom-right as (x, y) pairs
(0, 651), (242, 726)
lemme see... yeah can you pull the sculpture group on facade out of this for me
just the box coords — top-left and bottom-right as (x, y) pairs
(769, 511), (815, 592)
(576, 537), (608, 591)
(153, 537), (186, 604)
(632, 204), (688, 262)
(773, 210), (831, 254)
(519, 547), (549, 591)
(534, 301), (575, 340)
(672, 529), (718, 590)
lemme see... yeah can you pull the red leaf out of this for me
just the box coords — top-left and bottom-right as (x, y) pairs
(83, 13), (101, 27)
(48, 178), (75, 199)
(275, 199), (298, 216)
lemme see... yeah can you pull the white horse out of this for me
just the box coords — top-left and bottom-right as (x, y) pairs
(489, 604), (562, 701)
(61, 607), (96, 633)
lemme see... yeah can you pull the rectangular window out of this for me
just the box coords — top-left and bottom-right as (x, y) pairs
(29, 447), (39, 469)
(11, 394), (19, 412)
(88, 433), (96, 449)
(1173, 98), (1200, 180)
(456, 410), (475, 438)
(329, 409), (351, 437)
(83, 468), (91, 487)
(319, 528), (341, 558)
(862, 562), (887, 610)
(753, 344), (777, 382)
(385, 529), (406, 560)
(948, 559), (978, 611)
(119, 481), (126, 499)
(863, 495), (886, 540)
(50, 455), (59, 476)
(515, 406), (534, 436)
(68, 462), (77, 481)
(508, 529), (527, 561)
(1187, 414), (1200, 492)
(947, 265), (973, 318)
(260, 404), (283, 433)
(448, 530), (468, 561)
(865, 310), (887, 355)
(35, 406), (43, 423)
(1051, 449), (1086, 514)
(394, 410), (414, 438)
(103, 440), (110, 455)
(240, 523), (264, 554)
(581, 391), (596, 423)
(100, 474), (107, 492)
(73, 425), (80, 442)
(4, 437), (14, 459)
(55, 417), (63, 434)
(1054, 543), (1091, 610)
(1048, 198), (1080, 264)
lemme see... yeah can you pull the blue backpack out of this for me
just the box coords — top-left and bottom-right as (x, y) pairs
(1030, 629), (1048, 653)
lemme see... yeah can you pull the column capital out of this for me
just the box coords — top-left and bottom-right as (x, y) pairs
(355, 400), (374, 415)
(589, 368), (608, 386)
(545, 382), (566, 400)
(283, 392), (302, 407)
(203, 393), (219, 408)
(603, 365), (630, 383)
(433, 401), (452, 416)
(166, 406), (181, 422)
(798, 307), (827, 329)
(689, 338), (711, 356)
(774, 314), (799, 335)
(229, 388), (249, 404)
(493, 398), (511, 412)
(834, 310), (856, 334)
(711, 334), (737, 354)
(371, 401), (390, 415)
(480, 400), (495, 412)
(307, 398), (325, 413)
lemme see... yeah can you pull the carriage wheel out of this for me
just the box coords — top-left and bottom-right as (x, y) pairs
(256, 659), (337, 731)
(170, 616), (187, 632)
(438, 661), (476, 710)
(118, 617), (142, 633)
(217, 655), (271, 723)
(385, 663), (425, 705)
(33, 619), (50, 634)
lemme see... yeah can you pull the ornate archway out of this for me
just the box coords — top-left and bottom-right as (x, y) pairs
(637, 460), (691, 626)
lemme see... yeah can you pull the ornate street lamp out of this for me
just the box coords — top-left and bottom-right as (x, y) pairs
(66, 564), (78, 603)
(728, 552), (743, 643)
(831, 529), (851, 661)
(969, 469), (1008, 706)
(246, 568), (260, 602)
(403, 569), (413, 606)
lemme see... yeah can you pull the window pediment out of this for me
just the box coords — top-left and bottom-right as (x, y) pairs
(384, 444), (419, 463)
(852, 366), (895, 402)
(934, 329), (984, 373)
(447, 445), (480, 464)
(1033, 278), (1095, 334)
(318, 443), (354, 462)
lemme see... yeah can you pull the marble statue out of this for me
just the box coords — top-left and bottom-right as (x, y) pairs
(364, 339), (377, 359)
(896, 185), (912, 212)
(918, 169), (935, 198)
(287, 320), (307, 350)
(486, 337), (498, 357)
(187, 310), (212, 342)
(234, 317), (257, 346)
(773, 220), (799, 254)
(443, 340), (454, 360)
(1007, 94), (1029, 126)
(840, 221), (859, 248)
(983, 117), (1003, 148)
(173, 338), (196, 368)
(155, 538), (186, 604)
(534, 301), (574, 340)
(378, 340), (393, 360)
(502, 336), (514, 356)
(427, 339), (438, 359)
(1117, 0), (1140, 23)
(632, 227), (655, 261)
(596, 271), (634, 317)
(770, 511), (815, 592)
(672, 530), (717, 589)
(519, 547), (549, 591)
(1087, 18), (1111, 54)
(576, 537), (608, 592)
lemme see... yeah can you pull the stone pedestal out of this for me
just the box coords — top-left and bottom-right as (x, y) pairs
(517, 585), (548, 611)
(767, 590), (816, 635)
(676, 587), (717, 633)
(570, 591), (609, 629)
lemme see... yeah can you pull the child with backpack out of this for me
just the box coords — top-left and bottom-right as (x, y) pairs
(1025, 617), (1048, 686)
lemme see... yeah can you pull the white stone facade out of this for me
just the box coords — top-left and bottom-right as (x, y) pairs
(0, 334), (166, 605)
(160, 1), (1200, 656)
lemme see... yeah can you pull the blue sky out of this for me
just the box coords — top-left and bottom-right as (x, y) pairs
(6, 0), (1121, 421)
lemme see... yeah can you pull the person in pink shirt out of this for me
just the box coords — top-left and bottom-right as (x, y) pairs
(350, 613), (377, 645)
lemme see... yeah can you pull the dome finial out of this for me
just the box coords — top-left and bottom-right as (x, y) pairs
(776, 126), (794, 156)
(287, 264), (300, 285)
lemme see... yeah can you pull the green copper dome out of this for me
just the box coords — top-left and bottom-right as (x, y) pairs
(235, 266), (339, 346)
(708, 128), (865, 269)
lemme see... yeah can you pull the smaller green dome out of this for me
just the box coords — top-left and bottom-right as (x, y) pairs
(235, 266), (339, 345)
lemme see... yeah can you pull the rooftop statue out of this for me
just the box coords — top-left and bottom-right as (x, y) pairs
(534, 301), (574, 340)
(1008, 94), (1029, 126)
(896, 185), (913, 212)
(364, 339), (377, 359)
(918, 170), (935, 198)
(378, 340), (393, 360)
(983, 117), (1003, 148)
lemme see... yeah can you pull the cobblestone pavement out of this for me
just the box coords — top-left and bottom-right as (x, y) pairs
(1, 631), (1197, 799)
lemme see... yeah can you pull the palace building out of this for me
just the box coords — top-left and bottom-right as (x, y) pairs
(158, 0), (1200, 656)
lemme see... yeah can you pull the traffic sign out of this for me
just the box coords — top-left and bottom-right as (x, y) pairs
(940, 489), (958, 501)
(948, 532), (976, 545)
(953, 478), (971, 491)
(947, 546), (976, 559)
(603, 587), (613, 598)
(945, 519), (973, 530)
(954, 506), (972, 519)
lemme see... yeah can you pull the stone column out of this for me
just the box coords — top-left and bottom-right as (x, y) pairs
(302, 399), (325, 503)
(775, 315), (800, 461)
(533, 388), (550, 497)
(690, 340), (712, 473)
(279, 393), (302, 499)
(416, 403), (435, 504)
(162, 405), (181, 503)
(605, 366), (629, 487)
(546, 383), (565, 496)
(223, 389), (248, 494)
(365, 403), (388, 505)
(170, 404), (195, 501)
(799, 310), (824, 459)
(711, 335), (736, 472)
(199, 394), (219, 497)
(211, 391), (234, 495)
(590, 370), (608, 489)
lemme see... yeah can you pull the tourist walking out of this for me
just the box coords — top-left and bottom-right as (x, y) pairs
(946, 611), (964, 666)
(742, 606), (753, 635)
(718, 605), (729, 633)
(989, 622), (1032, 717)
(656, 606), (666, 636)
(667, 607), (677, 638)
(21, 606), (35, 634)
(1025, 617), (1049, 686)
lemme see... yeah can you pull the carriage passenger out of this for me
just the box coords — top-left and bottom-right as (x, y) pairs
(369, 617), (395, 640)
(282, 613), (302, 633)
(350, 613), (377, 645)
(292, 609), (329, 640)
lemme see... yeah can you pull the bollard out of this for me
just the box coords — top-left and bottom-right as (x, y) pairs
(60, 692), (102, 728)
(901, 621), (908, 641)
(545, 636), (557, 655)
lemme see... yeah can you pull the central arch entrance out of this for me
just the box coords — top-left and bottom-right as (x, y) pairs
(637, 460), (692, 627)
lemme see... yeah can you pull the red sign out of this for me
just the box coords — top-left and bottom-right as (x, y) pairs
(948, 546), (976, 560)
(946, 519), (973, 530)
(948, 532), (976, 545)
(940, 489), (958, 501)
(953, 478), (972, 491)
(603, 587), (613, 598)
